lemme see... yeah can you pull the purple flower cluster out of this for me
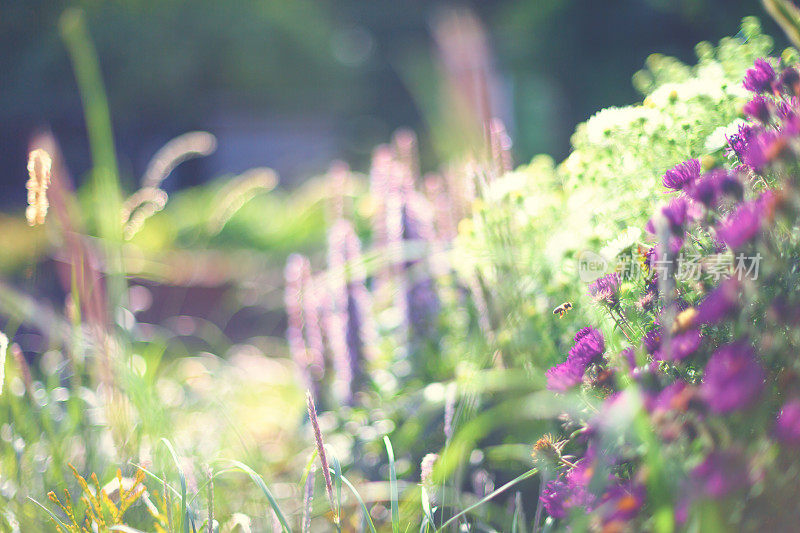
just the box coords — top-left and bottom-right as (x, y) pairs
(536, 55), (798, 530)
(540, 455), (597, 518)
(546, 327), (605, 391)
(729, 60), (800, 172)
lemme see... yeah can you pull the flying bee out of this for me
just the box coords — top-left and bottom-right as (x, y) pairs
(553, 302), (573, 319)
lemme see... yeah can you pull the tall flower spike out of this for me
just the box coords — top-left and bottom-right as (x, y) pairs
(306, 391), (338, 526)
(26, 149), (52, 226)
(392, 128), (420, 184)
(326, 219), (375, 403)
(284, 254), (325, 394)
(402, 191), (441, 343)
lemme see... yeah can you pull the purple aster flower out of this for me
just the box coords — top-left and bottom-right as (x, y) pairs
(662, 158), (701, 191)
(774, 399), (800, 445)
(648, 380), (695, 414)
(660, 329), (702, 361)
(546, 327), (605, 391)
(685, 169), (724, 206)
(588, 272), (621, 307)
(716, 198), (766, 249)
(743, 95), (773, 123)
(545, 359), (586, 392)
(662, 196), (691, 234)
(646, 197), (699, 239)
(696, 278), (740, 325)
(574, 326), (594, 343)
(700, 341), (764, 413)
(569, 327), (605, 361)
(743, 58), (776, 94)
(540, 478), (569, 519)
(741, 128), (787, 171)
(726, 123), (758, 161)
(538, 446), (603, 516)
(719, 172), (744, 201)
(691, 450), (748, 498)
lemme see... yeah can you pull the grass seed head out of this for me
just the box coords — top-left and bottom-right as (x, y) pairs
(26, 149), (52, 226)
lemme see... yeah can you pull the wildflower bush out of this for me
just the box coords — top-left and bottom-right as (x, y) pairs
(6, 4), (800, 533)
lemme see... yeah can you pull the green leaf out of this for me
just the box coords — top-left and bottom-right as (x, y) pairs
(160, 438), (190, 533)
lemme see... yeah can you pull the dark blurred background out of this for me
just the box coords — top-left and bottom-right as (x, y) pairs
(0, 0), (780, 206)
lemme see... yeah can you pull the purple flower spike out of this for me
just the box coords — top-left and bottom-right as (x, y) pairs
(691, 450), (748, 498)
(774, 399), (800, 445)
(743, 58), (776, 94)
(743, 95), (773, 123)
(701, 341), (764, 413)
(662, 158), (701, 191)
(588, 272), (622, 307)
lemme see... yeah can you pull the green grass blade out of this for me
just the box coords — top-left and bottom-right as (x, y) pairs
(763, 0), (800, 49)
(58, 7), (126, 309)
(0, 330), (7, 395)
(511, 491), (523, 533)
(160, 438), (189, 533)
(110, 526), (148, 533)
(332, 456), (342, 527)
(383, 436), (399, 533)
(334, 470), (378, 533)
(436, 468), (537, 532)
(299, 449), (319, 488)
(27, 496), (70, 530)
(421, 486), (434, 526)
(218, 459), (292, 533)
